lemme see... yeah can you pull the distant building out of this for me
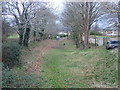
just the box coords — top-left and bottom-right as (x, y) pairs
(58, 32), (68, 36)
(98, 30), (104, 34)
(101, 30), (119, 36)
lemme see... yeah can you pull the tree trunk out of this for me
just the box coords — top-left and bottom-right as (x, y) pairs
(19, 34), (23, 46)
(23, 28), (30, 47)
(79, 33), (85, 49)
(84, 2), (89, 48)
(74, 33), (80, 48)
(84, 31), (89, 48)
(118, 1), (120, 58)
(75, 40), (80, 48)
(18, 28), (24, 46)
(34, 31), (36, 42)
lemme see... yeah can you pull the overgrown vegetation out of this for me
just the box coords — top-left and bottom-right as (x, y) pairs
(2, 41), (44, 88)
(2, 67), (42, 88)
(2, 42), (21, 68)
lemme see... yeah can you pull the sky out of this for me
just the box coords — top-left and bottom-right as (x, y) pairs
(48, 0), (118, 30)
(4, 0), (119, 30)
(48, 0), (64, 15)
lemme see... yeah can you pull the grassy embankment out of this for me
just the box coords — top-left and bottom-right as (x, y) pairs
(41, 39), (118, 88)
(2, 34), (44, 88)
(3, 34), (118, 88)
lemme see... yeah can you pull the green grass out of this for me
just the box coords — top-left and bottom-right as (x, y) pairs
(8, 34), (19, 39)
(41, 40), (118, 88)
(3, 39), (118, 88)
(90, 35), (119, 38)
(41, 49), (89, 88)
(4, 34), (19, 43)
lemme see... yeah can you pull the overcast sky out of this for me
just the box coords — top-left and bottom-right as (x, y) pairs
(49, 0), (118, 30)
(4, 0), (119, 30)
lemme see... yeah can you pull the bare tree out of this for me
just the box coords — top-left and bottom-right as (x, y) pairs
(2, 19), (13, 42)
(2, 1), (56, 46)
(2, 0), (33, 46)
(62, 2), (101, 48)
(29, 2), (57, 42)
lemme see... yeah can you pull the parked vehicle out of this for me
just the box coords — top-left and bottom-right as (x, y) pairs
(56, 35), (60, 40)
(106, 40), (120, 49)
(106, 34), (118, 36)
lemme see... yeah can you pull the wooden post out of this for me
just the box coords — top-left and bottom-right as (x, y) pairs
(94, 35), (97, 46)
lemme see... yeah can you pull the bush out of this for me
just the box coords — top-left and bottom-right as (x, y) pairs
(90, 30), (102, 36)
(2, 68), (42, 88)
(2, 42), (21, 68)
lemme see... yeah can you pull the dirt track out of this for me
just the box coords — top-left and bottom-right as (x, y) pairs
(25, 40), (58, 74)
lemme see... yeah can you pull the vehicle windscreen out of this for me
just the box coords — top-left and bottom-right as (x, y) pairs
(110, 41), (119, 44)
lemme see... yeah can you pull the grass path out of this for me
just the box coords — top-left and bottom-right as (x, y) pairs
(17, 39), (118, 88)
(24, 39), (59, 74)
(4, 39), (59, 88)
(40, 39), (118, 88)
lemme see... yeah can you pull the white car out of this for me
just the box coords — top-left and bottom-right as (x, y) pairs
(106, 40), (120, 49)
(107, 34), (118, 36)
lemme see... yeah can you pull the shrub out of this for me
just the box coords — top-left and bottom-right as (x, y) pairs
(90, 30), (102, 36)
(2, 42), (21, 68)
(2, 68), (42, 88)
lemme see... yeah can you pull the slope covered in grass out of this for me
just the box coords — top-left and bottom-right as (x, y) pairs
(41, 40), (118, 88)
